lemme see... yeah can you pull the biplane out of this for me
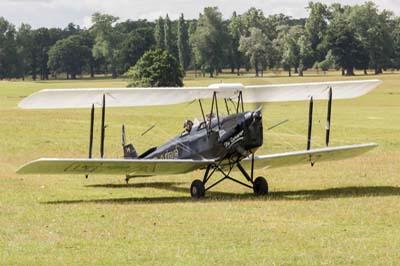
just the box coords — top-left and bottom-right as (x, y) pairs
(17, 80), (381, 198)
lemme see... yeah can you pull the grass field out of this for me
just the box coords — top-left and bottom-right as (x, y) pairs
(1, 71), (399, 265)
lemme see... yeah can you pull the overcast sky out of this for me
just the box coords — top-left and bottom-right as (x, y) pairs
(0, 0), (399, 29)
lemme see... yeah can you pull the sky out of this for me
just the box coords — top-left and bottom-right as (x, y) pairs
(0, 0), (399, 29)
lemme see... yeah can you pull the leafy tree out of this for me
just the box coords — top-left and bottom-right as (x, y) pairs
(16, 23), (36, 80)
(163, 14), (173, 54)
(126, 49), (183, 87)
(241, 8), (266, 35)
(305, 2), (328, 63)
(228, 11), (245, 75)
(63, 23), (81, 37)
(91, 13), (121, 78)
(317, 49), (337, 71)
(32, 28), (46, 80)
(390, 18), (400, 70)
(278, 26), (303, 76)
(116, 30), (153, 74)
(349, 2), (393, 74)
(187, 20), (198, 75)
(177, 13), (190, 72)
(115, 19), (154, 33)
(48, 35), (91, 79)
(325, 12), (366, 76)
(154, 17), (165, 49)
(0, 17), (22, 79)
(190, 7), (226, 77)
(239, 27), (271, 77)
(297, 35), (313, 76)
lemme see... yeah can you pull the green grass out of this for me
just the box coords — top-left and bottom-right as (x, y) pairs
(1, 71), (400, 265)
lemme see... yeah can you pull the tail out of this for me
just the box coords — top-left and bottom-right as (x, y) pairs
(122, 125), (138, 159)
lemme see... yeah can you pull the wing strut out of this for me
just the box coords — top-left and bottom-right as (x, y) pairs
(88, 104), (95, 159)
(326, 87), (333, 146)
(100, 94), (106, 158)
(307, 96), (313, 150)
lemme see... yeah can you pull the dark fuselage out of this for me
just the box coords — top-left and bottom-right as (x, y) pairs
(142, 110), (263, 162)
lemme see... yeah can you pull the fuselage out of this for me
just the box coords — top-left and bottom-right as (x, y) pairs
(142, 110), (263, 162)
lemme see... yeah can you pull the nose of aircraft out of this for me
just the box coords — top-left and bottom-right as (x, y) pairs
(252, 109), (262, 121)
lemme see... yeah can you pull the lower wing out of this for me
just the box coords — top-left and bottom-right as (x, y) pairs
(240, 143), (377, 170)
(17, 143), (376, 176)
(16, 158), (213, 176)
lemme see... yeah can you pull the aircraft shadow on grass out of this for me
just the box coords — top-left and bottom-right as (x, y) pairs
(43, 181), (400, 205)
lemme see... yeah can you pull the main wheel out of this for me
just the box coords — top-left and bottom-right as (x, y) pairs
(190, 179), (205, 198)
(253, 176), (268, 196)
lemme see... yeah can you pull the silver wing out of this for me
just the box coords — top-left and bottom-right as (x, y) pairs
(17, 158), (214, 176)
(240, 143), (377, 170)
(17, 144), (376, 176)
(18, 80), (381, 109)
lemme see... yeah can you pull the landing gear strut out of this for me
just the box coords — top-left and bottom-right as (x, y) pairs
(189, 157), (269, 199)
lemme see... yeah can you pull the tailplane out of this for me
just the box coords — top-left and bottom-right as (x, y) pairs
(122, 125), (138, 159)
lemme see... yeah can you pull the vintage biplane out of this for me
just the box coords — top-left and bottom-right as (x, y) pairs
(17, 80), (381, 198)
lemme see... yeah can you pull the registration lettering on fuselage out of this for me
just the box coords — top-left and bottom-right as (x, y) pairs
(159, 148), (179, 159)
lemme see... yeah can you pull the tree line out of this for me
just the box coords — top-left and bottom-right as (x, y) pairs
(1, 1), (400, 80)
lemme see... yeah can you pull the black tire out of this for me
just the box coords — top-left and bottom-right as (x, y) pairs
(253, 176), (268, 196)
(190, 179), (205, 198)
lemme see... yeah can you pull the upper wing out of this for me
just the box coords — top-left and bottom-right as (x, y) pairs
(242, 80), (381, 102)
(18, 80), (381, 109)
(240, 143), (377, 170)
(16, 158), (214, 176)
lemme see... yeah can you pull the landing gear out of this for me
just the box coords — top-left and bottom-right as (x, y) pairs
(253, 176), (268, 196)
(190, 179), (205, 198)
(190, 159), (269, 198)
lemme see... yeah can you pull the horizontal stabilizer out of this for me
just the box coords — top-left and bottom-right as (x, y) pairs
(240, 143), (377, 170)
(18, 80), (381, 109)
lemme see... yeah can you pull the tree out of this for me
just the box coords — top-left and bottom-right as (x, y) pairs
(16, 23), (36, 80)
(190, 7), (226, 77)
(241, 8), (266, 35)
(297, 34), (313, 76)
(305, 2), (328, 63)
(239, 27), (271, 77)
(163, 14), (173, 54)
(48, 35), (91, 79)
(317, 50), (337, 71)
(91, 13), (121, 78)
(277, 25), (307, 76)
(126, 49), (183, 87)
(154, 17), (165, 49)
(325, 13), (366, 76)
(349, 2), (393, 74)
(177, 13), (190, 72)
(228, 11), (245, 75)
(116, 30), (154, 74)
(0, 17), (21, 79)
(33, 28), (52, 80)
(390, 18), (400, 70)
